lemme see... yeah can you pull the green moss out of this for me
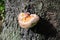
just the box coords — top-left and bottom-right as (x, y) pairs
(0, 0), (5, 21)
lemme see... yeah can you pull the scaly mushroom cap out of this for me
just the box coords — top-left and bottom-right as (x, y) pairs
(18, 12), (39, 29)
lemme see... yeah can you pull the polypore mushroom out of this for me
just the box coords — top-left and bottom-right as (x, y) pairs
(18, 12), (39, 29)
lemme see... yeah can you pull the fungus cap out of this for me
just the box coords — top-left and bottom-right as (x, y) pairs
(18, 12), (39, 29)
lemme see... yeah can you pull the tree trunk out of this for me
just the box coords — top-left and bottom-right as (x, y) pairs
(0, 0), (60, 40)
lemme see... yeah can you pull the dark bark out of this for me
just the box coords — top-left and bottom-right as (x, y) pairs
(0, 0), (60, 40)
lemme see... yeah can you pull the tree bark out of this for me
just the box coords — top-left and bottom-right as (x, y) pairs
(0, 0), (60, 40)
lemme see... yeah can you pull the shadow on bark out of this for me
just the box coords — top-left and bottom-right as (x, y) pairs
(30, 17), (57, 39)
(0, 16), (3, 34)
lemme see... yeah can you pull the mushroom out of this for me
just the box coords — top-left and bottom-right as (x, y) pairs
(18, 12), (39, 29)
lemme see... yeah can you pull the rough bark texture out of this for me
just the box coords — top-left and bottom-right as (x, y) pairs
(0, 0), (60, 40)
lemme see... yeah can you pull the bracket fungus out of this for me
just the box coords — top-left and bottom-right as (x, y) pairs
(18, 12), (39, 29)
